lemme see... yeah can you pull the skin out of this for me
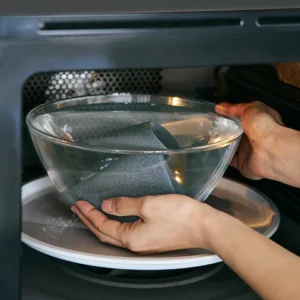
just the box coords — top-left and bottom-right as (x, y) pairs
(71, 101), (300, 300)
(215, 101), (300, 188)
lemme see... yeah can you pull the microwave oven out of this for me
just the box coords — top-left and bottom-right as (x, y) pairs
(1, 2), (300, 299)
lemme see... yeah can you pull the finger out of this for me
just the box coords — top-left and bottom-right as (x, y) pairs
(75, 201), (137, 243)
(75, 201), (108, 226)
(71, 206), (124, 248)
(268, 107), (284, 126)
(216, 102), (249, 118)
(102, 197), (144, 217)
(72, 202), (124, 247)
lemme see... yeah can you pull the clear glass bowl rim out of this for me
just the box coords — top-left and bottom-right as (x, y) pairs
(26, 95), (243, 154)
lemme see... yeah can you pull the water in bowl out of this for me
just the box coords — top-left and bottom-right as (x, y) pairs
(32, 110), (240, 149)
(30, 109), (241, 221)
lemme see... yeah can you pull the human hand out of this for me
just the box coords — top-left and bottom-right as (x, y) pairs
(71, 195), (219, 254)
(216, 101), (284, 180)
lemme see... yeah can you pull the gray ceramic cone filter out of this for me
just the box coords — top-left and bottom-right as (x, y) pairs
(60, 122), (183, 222)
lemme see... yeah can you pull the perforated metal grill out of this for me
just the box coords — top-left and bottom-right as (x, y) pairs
(23, 69), (162, 114)
(21, 68), (219, 174)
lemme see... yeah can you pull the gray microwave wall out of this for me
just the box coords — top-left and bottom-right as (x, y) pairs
(0, 0), (299, 15)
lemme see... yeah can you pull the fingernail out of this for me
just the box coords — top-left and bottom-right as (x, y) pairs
(102, 200), (112, 213)
(75, 200), (85, 209)
(70, 206), (77, 215)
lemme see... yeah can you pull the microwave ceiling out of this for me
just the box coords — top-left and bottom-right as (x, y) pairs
(0, 0), (299, 15)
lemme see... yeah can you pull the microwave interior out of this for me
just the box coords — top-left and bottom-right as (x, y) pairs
(1, 5), (300, 300)
(19, 63), (300, 300)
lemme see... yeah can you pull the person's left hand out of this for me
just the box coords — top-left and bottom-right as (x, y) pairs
(71, 195), (219, 254)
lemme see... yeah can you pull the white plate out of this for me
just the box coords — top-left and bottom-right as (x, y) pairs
(22, 176), (280, 270)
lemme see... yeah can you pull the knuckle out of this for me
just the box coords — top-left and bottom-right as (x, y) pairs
(244, 102), (268, 120)
(117, 223), (129, 240)
(251, 100), (264, 107)
(112, 197), (125, 214)
(95, 218), (108, 232)
(86, 207), (98, 218)
(97, 233), (106, 243)
(252, 100), (262, 105)
(275, 111), (281, 119)
(247, 101), (265, 113)
(139, 196), (157, 215)
(270, 109), (282, 121)
(124, 237), (141, 252)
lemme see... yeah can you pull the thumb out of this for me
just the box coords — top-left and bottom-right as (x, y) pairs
(216, 102), (249, 119)
(102, 197), (143, 217)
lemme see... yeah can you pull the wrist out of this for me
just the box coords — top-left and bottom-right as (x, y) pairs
(199, 205), (245, 253)
(193, 203), (231, 252)
(202, 209), (227, 252)
(269, 125), (300, 187)
(260, 123), (284, 181)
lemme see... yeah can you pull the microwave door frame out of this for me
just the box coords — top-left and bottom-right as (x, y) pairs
(1, 9), (300, 300)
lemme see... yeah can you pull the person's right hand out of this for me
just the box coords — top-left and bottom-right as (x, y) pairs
(72, 195), (218, 254)
(216, 101), (284, 181)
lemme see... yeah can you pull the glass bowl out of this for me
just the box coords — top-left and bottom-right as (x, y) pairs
(26, 95), (243, 222)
